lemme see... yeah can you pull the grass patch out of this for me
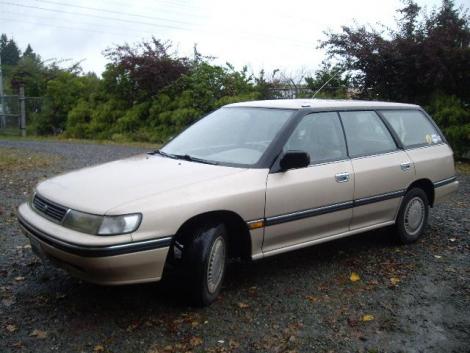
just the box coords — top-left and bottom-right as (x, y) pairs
(456, 161), (470, 175)
(0, 134), (159, 149)
(0, 147), (59, 172)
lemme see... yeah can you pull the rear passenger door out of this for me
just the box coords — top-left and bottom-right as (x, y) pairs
(379, 109), (456, 184)
(263, 112), (354, 253)
(339, 111), (414, 230)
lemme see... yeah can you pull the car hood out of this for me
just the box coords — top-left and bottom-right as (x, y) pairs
(36, 154), (246, 214)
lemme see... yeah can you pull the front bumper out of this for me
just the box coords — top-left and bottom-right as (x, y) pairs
(17, 203), (172, 285)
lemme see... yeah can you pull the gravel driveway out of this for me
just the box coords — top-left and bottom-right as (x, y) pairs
(1, 139), (469, 353)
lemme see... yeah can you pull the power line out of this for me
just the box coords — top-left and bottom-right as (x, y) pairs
(1, 2), (314, 48)
(1, 10), (159, 36)
(0, 17), (138, 37)
(0, 2), (198, 32)
(31, 0), (206, 27)
(75, 0), (210, 16)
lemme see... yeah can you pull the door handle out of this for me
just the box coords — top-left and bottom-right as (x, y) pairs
(335, 172), (350, 183)
(400, 162), (411, 171)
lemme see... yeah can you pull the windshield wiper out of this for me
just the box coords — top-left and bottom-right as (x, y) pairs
(153, 150), (218, 165)
(153, 150), (177, 159)
(172, 154), (219, 165)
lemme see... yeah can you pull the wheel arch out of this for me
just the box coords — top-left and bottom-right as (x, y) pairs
(173, 210), (252, 260)
(406, 178), (435, 207)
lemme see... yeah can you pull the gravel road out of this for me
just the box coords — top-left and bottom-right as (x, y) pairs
(0, 139), (469, 353)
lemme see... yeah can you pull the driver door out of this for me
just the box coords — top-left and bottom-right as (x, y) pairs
(263, 112), (354, 253)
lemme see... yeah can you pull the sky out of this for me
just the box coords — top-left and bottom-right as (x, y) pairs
(1, 0), (467, 77)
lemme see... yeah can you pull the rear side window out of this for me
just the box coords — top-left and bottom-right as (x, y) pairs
(340, 111), (397, 157)
(380, 110), (442, 148)
(284, 112), (347, 164)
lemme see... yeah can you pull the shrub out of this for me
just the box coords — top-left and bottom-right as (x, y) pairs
(427, 94), (470, 159)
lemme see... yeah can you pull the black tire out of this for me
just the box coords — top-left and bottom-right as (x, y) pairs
(395, 187), (429, 244)
(184, 222), (227, 307)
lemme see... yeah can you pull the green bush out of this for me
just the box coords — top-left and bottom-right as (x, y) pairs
(65, 100), (93, 138)
(426, 95), (470, 159)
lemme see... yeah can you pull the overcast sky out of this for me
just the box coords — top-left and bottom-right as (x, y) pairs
(1, 0), (467, 76)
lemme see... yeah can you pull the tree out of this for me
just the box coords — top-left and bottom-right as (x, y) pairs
(320, 0), (470, 104)
(23, 44), (40, 63)
(0, 34), (21, 66)
(320, 0), (470, 157)
(305, 62), (351, 98)
(35, 72), (100, 134)
(10, 56), (45, 97)
(102, 38), (190, 104)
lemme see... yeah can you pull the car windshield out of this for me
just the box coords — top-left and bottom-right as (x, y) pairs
(160, 107), (294, 166)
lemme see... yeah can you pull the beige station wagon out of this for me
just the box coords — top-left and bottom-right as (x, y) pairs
(17, 99), (458, 306)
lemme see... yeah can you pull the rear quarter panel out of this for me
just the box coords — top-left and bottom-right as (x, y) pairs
(405, 144), (456, 182)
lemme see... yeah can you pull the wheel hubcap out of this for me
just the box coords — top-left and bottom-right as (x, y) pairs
(207, 237), (225, 294)
(404, 197), (425, 236)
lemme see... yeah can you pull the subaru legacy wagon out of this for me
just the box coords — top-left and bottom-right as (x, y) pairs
(17, 99), (458, 306)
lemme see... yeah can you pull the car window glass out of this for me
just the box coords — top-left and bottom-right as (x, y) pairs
(380, 110), (442, 147)
(161, 107), (293, 166)
(340, 111), (396, 157)
(284, 112), (347, 164)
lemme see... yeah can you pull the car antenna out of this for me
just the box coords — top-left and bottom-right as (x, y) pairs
(312, 69), (343, 99)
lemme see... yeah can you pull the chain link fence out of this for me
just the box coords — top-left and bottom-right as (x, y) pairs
(0, 94), (43, 136)
(0, 95), (20, 135)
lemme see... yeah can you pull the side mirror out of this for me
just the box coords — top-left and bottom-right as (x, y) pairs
(279, 151), (310, 171)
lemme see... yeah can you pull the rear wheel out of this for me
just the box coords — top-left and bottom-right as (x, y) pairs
(184, 222), (227, 306)
(395, 188), (429, 244)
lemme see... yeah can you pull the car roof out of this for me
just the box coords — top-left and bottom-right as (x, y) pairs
(225, 99), (420, 110)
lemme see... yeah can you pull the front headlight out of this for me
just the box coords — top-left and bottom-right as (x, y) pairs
(98, 214), (141, 235)
(62, 210), (141, 235)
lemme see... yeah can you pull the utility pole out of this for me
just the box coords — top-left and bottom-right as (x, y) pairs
(0, 54), (5, 129)
(19, 85), (26, 137)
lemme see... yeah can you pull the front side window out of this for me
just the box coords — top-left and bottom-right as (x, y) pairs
(380, 110), (442, 148)
(340, 111), (397, 157)
(161, 107), (294, 166)
(284, 112), (348, 164)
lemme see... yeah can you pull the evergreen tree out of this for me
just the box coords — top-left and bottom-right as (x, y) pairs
(0, 34), (21, 65)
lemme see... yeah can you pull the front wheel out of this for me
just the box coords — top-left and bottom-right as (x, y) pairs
(395, 188), (429, 244)
(184, 222), (227, 306)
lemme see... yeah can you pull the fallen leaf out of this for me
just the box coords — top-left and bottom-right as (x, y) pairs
(11, 341), (23, 348)
(30, 329), (47, 339)
(229, 339), (240, 348)
(237, 302), (250, 309)
(189, 336), (203, 347)
(2, 297), (15, 307)
(347, 317), (359, 327)
(361, 314), (374, 322)
(305, 295), (318, 303)
(6, 324), (17, 332)
(93, 345), (105, 352)
(390, 277), (400, 286)
(350, 272), (361, 282)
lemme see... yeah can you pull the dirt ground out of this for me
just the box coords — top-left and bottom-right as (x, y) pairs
(0, 139), (469, 353)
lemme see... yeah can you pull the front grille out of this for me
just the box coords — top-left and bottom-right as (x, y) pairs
(32, 194), (68, 223)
